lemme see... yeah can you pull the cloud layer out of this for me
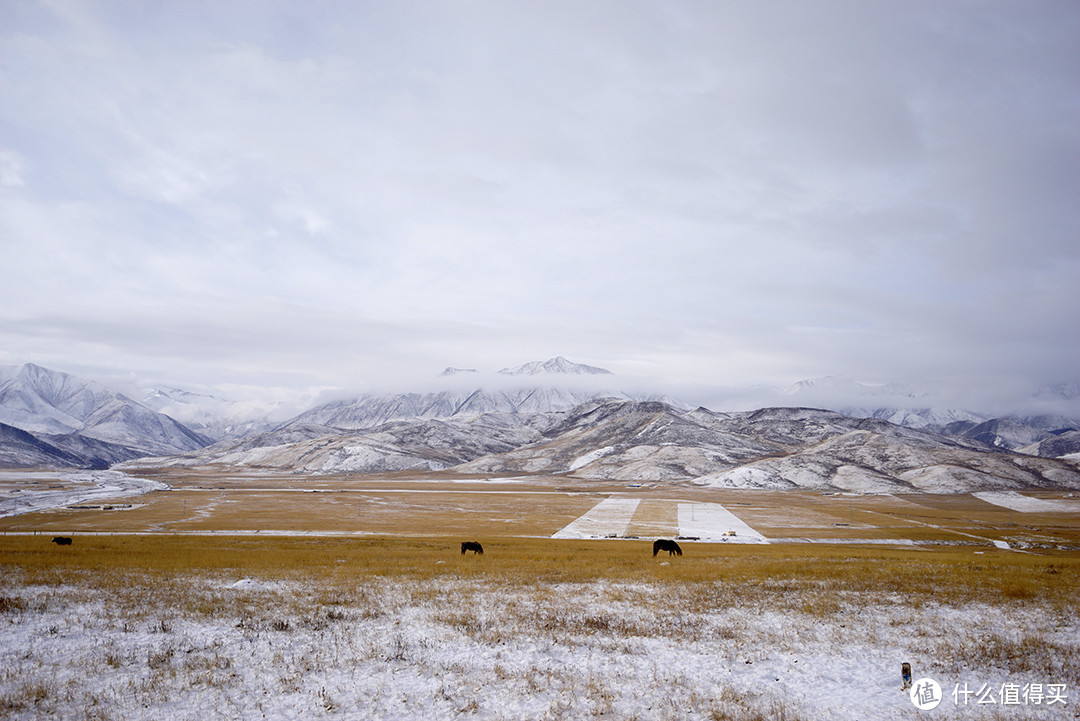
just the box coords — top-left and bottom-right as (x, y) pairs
(2, 1), (1078, 410)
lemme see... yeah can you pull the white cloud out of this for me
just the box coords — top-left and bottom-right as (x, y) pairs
(0, 149), (25, 187)
(0, 0), (1077, 410)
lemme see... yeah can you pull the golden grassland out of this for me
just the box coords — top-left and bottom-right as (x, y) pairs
(3, 534), (1078, 609)
(3, 467), (1080, 548)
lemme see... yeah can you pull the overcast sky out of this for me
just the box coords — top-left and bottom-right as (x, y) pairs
(1, 1), (1078, 411)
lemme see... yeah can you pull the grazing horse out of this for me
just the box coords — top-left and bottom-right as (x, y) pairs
(653, 539), (682, 557)
(51, 536), (72, 546)
(460, 541), (484, 555)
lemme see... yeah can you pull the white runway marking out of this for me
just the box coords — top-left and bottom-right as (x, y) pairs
(552, 497), (641, 539)
(677, 502), (768, 543)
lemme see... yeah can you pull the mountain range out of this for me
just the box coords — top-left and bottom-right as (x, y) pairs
(0, 364), (209, 468)
(2, 360), (1079, 493)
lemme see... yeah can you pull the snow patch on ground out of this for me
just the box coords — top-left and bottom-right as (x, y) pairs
(973, 491), (1080, 514)
(676, 502), (768, 543)
(567, 445), (616, 471)
(552, 497), (640, 538)
(227, 578), (282, 591)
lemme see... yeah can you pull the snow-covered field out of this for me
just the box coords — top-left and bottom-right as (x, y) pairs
(1, 572), (1075, 720)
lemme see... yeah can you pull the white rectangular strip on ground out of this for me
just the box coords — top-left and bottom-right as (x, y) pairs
(973, 491), (1080, 514)
(552, 497), (641, 539)
(677, 502), (769, 543)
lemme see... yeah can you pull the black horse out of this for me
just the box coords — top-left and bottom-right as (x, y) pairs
(460, 541), (484, 555)
(653, 539), (682, 557)
(51, 536), (72, 546)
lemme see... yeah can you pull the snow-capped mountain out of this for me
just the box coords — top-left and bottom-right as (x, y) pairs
(453, 399), (778, 480)
(775, 375), (1080, 457)
(278, 358), (638, 433)
(691, 409), (1079, 492)
(0, 364), (210, 468)
(778, 376), (986, 427)
(438, 367), (479, 377)
(781, 376), (921, 402)
(0, 363), (123, 436)
(279, 386), (614, 433)
(1035, 383), (1080, 403)
(8, 360), (1080, 489)
(0, 422), (86, 468)
(139, 386), (280, 441)
(498, 356), (612, 376)
(955, 415), (1080, 451)
(121, 357), (648, 471)
(122, 397), (1080, 492)
(1020, 431), (1080, 459)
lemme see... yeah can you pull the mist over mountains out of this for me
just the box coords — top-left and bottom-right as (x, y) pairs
(2, 360), (1079, 492)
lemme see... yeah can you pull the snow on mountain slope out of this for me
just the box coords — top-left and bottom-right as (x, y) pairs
(140, 386), (282, 441)
(0, 363), (120, 435)
(280, 360), (630, 433)
(455, 401), (788, 480)
(774, 375), (1080, 457)
(498, 356), (612, 376)
(1019, 430), (1080, 458)
(124, 358), (640, 473)
(438, 367), (479, 376)
(122, 393), (1080, 493)
(0, 364), (210, 467)
(126, 414), (546, 475)
(454, 402), (1063, 490)
(694, 424), (1080, 493)
(18, 360), (1078, 491)
(778, 376), (989, 429)
(960, 415), (1080, 451)
(0, 422), (85, 468)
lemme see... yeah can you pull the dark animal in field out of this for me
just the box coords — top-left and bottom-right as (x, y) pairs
(460, 541), (484, 555)
(653, 539), (682, 557)
(51, 536), (72, 546)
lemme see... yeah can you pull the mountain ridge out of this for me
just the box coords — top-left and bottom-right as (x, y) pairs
(0, 364), (210, 468)
(498, 356), (613, 376)
(5, 362), (1080, 492)
(122, 398), (1080, 493)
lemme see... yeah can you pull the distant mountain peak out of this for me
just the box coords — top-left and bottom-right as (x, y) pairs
(781, 375), (919, 399)
(1036, 383), (1080, 402)
(498, 357), (612, 376)
(439, 367), (479, 377)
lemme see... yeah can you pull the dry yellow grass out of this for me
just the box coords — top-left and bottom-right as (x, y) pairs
(624, 499), (679, 537)
(4, 469), (1080, 550)
(3, 534), (1077, 610)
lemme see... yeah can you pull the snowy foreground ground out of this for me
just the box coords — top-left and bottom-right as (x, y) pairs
(1, 571), (1077, 720)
